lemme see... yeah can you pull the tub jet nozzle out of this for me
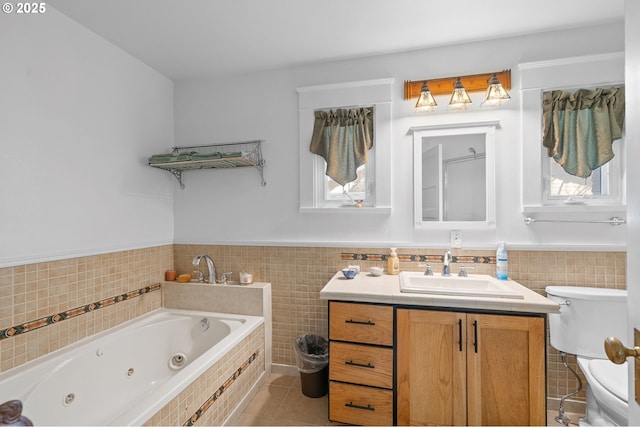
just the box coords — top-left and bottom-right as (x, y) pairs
(169, 353), (187, 370)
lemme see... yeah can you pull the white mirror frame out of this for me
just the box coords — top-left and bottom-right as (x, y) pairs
(410, 121), (498, 230)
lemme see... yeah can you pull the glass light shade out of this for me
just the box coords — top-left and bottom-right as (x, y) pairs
(415, 82), (437, 112)
(449, 78), (472, 110)
(481, 74), (511, 107)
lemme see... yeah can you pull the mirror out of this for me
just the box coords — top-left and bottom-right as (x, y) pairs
(411, 121), (498, 229)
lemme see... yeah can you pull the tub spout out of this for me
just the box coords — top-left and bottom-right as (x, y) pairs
(192, 254), (217, 284)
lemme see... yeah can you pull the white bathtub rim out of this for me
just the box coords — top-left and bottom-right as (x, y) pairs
(0, 308), (264, 427)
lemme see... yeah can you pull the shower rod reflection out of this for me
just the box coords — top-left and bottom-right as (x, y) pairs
(524, 216), (626, 226)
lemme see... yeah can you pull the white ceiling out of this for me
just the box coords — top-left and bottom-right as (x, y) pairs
(48, 0), (625, 81)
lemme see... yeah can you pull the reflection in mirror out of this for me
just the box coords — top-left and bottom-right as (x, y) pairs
(411, 121), (498, 229)
(422, 134), (486, 221)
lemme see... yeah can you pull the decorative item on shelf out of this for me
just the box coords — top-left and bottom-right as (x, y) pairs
(347, 265), (360, 273)
(369, 266), (384, 277)
(404, 69), (511, 112)
(165, 270), (177, 281)
(239, 272), (253, 285)
(342, 268), (358, 279)
(177, 273), (192, 283)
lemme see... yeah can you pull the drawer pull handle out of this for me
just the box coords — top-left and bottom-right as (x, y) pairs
(345, 319), (376, 326)
(345, 360), (375, 369)
(345, 402), (375, 411)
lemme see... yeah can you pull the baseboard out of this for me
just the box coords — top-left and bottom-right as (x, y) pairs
(271, 363), (298, 377)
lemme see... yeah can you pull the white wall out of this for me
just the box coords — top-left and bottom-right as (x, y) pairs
(0, 7), (175, 267)
(173, 22), (625, 250)
(624, 0), (640, 422)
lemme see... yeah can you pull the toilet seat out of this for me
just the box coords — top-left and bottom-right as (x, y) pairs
(577, 357), (628, 426)
(589, 359), (628, 403)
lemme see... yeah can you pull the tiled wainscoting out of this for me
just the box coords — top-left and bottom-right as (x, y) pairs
(175, 244), (626, 405)
(0, 243), (627, 413)
(0, 245), (173, 372)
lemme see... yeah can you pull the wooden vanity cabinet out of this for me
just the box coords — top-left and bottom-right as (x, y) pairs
(396, 309), (546, 426)
(328, 301), (394, 426)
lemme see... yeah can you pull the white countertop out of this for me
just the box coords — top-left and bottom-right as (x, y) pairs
(319, 271), (559, 314)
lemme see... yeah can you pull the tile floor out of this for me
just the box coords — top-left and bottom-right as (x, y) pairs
(232, 373), (330, 426)
(232, 373), (582, 426)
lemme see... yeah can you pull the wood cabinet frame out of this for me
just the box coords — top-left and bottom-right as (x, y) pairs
(328, 301), (547, 426)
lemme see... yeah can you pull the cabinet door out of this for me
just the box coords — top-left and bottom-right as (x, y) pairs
(466, 314), (545, 426)
(397, 309), (467, 426)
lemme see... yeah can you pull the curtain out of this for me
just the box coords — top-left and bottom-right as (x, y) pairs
(542, 86), (625, 178)
(309, 107), (373, 186)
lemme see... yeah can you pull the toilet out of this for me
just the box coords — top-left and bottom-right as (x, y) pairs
(546, 286), (628, 426)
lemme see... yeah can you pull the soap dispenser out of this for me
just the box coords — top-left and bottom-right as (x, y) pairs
(388, 248), (400, 275)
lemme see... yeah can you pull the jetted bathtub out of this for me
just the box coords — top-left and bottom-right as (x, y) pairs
(0, 308), (263, 426)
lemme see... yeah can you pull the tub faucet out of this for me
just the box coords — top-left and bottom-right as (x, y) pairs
(442, 251), (451, 277)
(192, 254), (217, 284)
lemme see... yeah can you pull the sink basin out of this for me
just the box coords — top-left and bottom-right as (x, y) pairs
(399, 271), (524, 299)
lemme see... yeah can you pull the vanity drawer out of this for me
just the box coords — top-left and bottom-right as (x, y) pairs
(329, 341), (393, 389)
(329, 381), (393, 426)
(329, 302), (393, 346)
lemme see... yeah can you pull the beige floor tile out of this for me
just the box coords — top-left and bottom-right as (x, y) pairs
(241, 382), (291, 417)
(232, 412), (275, 426)
(235, 373), (330, 426)
(243, 376), (583, 427)
(271, 388), (329, 426)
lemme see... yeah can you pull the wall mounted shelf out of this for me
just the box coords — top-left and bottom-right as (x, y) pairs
(148, 140), (266, 189)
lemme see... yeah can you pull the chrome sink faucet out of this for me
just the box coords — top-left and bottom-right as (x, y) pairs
(192, 254), (217, 284)
(442, 250), (451, 277)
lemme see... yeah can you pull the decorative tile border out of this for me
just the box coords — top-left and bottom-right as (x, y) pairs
(341, 252), (495, 264)
(0, 283), (161, 341)
(183, 350), (260, 426)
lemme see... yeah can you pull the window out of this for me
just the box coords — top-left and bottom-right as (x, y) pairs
(297, 79), (393, 213)
(519, 53), (626, 215)
(325, 164), (371, 204)
(545, 149), (623, 205)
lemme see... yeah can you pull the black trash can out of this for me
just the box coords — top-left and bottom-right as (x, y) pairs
(294, 334), (329, 398)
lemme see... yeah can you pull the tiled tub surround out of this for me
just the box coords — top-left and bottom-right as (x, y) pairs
(174, 244), (626, 409)
(0, 245), (173, 372)
(0, 308), (264, 425)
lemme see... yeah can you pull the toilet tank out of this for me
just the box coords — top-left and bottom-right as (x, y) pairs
(546, 286), (627, 359)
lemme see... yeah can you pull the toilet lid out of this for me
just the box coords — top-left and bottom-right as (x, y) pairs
(589, 359), (628, 403)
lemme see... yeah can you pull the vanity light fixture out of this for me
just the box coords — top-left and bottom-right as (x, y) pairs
(404, 69), (511, 112)
(415, 81), (438, 112)
(481, 73), (511, 107)
(448, 77), (472, 110)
